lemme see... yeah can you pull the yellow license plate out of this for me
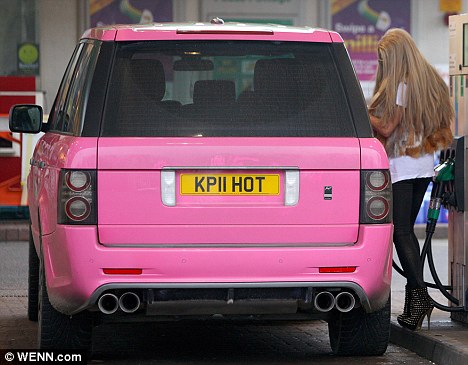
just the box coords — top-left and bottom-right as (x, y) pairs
(180, 174), (280, 195)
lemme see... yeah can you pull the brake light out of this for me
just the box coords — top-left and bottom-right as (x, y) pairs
(360, 170), (392, 224)
(65, 170), (91, 191)
(58, 169), (97, 224)
(65, 196), (91, 221)
(176, 30), (274, 35)
(365, 170), (389, 191)
(319, 266), (356, 273)
(103, 268), (143, 275)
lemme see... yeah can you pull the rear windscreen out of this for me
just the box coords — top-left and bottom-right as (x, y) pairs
(101, 41), (356, 137)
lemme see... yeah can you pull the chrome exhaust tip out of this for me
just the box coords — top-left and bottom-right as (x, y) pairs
(119, 292), (141, 313)
(97, 293), (119, 314)
(335, 291), (356, 313)
(314, 291), (335, 312)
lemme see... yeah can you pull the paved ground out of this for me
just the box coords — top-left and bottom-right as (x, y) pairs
(390, 239), (468, 365)
(391, 238), (449, 322)
(0, 297), (435, 364)
(0, 220), (29, 242)
(0, 240), (437, 364)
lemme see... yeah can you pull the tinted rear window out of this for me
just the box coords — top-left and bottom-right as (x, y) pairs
(102, 41), (356, 137)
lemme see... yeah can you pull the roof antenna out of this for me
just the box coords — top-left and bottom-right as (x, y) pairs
(210, 17), (224, 25)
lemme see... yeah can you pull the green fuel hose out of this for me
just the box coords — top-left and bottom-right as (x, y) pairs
(393, 156), (465, 312)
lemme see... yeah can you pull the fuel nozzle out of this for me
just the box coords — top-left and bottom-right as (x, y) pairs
(426, 197), (441, 234)
(427, 153), (455, 234)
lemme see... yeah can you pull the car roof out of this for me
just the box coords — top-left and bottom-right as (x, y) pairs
(81, 21), (343, 43)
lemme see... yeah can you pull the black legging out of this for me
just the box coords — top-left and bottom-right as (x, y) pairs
(392, 177), (432, 289)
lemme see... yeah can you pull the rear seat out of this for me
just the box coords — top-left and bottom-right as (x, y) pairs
(237, 59), (288, 124)
(114, 58), (181, 135)
(193, 80), (236, 106)
(237, 58), (326, 128)
(181, 80), (236, 133)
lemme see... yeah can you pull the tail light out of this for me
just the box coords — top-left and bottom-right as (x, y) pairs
(360, 170), (392, 224)
(58, 169), (97, 224)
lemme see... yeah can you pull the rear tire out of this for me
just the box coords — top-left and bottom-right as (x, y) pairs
(37, 257), (93, 350)
(328, 296), (390, 356)
(27, 227), (39, 322)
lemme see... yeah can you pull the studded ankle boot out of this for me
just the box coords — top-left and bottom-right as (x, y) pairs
(397, 285), (411, 326)
(399, 287), (434, 331)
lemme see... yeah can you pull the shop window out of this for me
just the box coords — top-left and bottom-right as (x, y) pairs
(0, 0), (37, 76)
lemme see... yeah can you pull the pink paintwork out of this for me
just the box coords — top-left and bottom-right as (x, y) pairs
(81, 22), (343, 43)
(96, 137), (360, 170)
(28, 135), (97, 242)
(360, 138), (391, 169)
(27, 22), (393, 323)
(97, 137), (360, 232)
(43, 224), (391, 315)
(36, 135), (391, 315)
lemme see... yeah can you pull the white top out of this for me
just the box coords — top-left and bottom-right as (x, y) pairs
(396, 82), (407, 107)
(389, 82), (434, 184)
(389, 153), (435, 184)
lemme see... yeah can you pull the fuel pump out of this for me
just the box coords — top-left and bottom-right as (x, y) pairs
(446, 14), (468, 323)
(392, 140), (466, 314)
(420, 142), (465, 314)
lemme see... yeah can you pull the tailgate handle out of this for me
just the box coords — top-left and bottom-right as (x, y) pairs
(285, 170), (299, 206)
(161, 170), (176, 206)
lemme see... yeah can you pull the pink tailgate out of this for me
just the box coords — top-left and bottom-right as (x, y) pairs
(82, 23), (343, 43)
(97, 137), (361, 245)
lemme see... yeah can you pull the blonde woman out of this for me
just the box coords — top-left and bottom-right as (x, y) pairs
(368, 28), (453, 331)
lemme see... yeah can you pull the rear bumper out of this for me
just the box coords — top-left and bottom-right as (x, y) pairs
(42, 224), (393, 315)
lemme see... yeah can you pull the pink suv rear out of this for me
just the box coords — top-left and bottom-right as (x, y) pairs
(9, 21), (392, 356)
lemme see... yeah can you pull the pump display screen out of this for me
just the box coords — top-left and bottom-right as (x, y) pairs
(463, 23), (468, 67)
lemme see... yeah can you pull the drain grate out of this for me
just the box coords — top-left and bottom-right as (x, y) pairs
(0, 290), (28, 298)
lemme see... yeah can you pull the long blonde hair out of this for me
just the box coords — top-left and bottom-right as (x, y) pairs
(370, 28), (453, 156)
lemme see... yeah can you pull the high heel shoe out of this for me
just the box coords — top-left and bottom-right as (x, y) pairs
(397, 285), (411, 326)
(399, 287), (434, 331)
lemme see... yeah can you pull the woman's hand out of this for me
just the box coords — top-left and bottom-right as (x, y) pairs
(368, 106), (402, 138)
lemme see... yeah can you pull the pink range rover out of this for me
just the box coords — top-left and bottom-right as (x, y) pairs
(9, 21), (393, 356)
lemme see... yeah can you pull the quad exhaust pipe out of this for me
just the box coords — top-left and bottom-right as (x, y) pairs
(119, 292), (141, 313)
(314, 291), (335, 312)
(97, 293), (119, 315)
(98, 290), (354, 314)
(98, 292), (141, 314)
(314, 291), (356, 313)
(335, 291), (356, 313)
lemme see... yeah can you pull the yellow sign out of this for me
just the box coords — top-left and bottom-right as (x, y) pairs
(331, 0), (357, 15)
(180, 174), (280, 195)
(439, 0), (461, 13)
(89, 0), (114, 15)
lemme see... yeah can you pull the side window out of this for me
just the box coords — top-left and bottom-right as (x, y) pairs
(48, 41), (99, 135)
(48, 43), (84, 132)
(62, 43), (99, 135)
